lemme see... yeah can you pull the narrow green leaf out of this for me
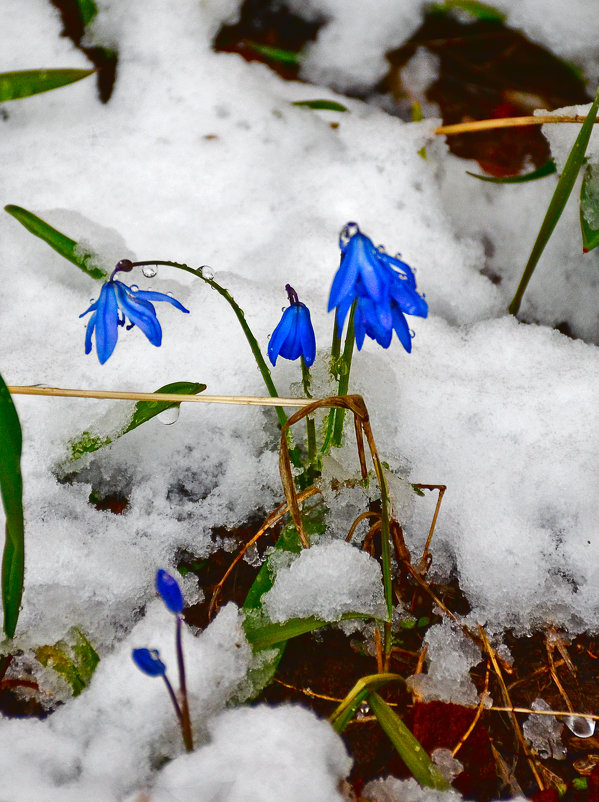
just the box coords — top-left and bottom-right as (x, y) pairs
(0, 69), (94, 102)
(0, 373), (24, 639)
(429, 0), (506, 21)
(509, 88), (599, 314)
(69, 381), (206, 460)
(329, 673), (404, 733)
(36, 628), (99, 696)
(245, 42), (300, 65)
(369, 692), (452, 790)
(467, 159), (556, 184)
(244, 611), (375, 651)
(292, 99), (348, 112)
(580, 161), (599, 252)
(4, 205), (108, 280)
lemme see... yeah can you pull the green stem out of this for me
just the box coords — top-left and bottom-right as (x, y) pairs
(331, 303), (356, 447)
(301, 359), (317, 467)
(508, 87), (599, 315)
(133, 261), (287, 428)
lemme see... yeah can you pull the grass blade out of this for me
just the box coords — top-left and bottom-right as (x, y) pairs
(0, 373), (24, 639)
(467, 159), (556, 183)
(69, 381), (206, 459)
(0, 69), (94, 102)
(245, 42), (300, 65)
(243, 611), (376, 651)
(580, 161), (599, 252)
(292, 100), (348, 112)
(509, 88), (599, 314)
(369, 691), (452, 790)
(329, 673), (404, 733)
(430, 0), (505, 21)
(5, 205), (108, 280)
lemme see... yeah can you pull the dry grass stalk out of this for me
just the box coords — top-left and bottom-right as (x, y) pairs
(436, 114), (596, 136)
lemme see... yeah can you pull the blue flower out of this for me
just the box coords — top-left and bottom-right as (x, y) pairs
(80, 278), (189, 364)
(268, 284), (316, 368)
(328, 223), (427, 352)
(132, 648), (166, 677)
(156, 569), (184, 615)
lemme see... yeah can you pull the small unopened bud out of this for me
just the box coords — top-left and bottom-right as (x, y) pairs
(115, 259), (134, 273)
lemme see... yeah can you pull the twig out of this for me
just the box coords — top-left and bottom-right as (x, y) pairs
(414, 484), (446, 574)
(453, 663), (490, 758)
(436, 114), (596, 136)
(479, 626), (544, 791)
(8, 385), (315, 407)
(208, 485), (320, 618)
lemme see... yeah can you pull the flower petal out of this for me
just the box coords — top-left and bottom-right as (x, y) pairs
(156, 569), (184, 614)
(328, 252), (358, 312)
(297, 305), (316, 367)
(391, 304), (412, 353)
(94, 282), (119, 364)
(132, 648), (166, 677)
(268, 304), (295, 366)
(133, 289), (190, 314)
(114, 282), (162, 346)
(84, 310), (97, 355)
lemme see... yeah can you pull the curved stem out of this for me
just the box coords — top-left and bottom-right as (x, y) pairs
(131, 261), (287, 428)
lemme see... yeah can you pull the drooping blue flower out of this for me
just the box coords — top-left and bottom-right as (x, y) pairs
(328, 223), (427, 352)
(268, 284), (316, 367)
(156, 569), (184, 615)
(132, 648), (167, 677)
(80, 271), (189, 364)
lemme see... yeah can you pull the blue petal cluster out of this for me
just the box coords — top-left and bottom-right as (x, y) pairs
(132, 647), (166, 677)
(268, 285), (316, 367)
(156, 569), (184, 614)
(328, 223), (427, 352)
(80, 279), (189, 364)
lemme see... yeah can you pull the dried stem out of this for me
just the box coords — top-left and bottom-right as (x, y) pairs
(436, 114), (597, 136)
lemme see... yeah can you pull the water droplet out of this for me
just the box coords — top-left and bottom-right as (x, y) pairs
(281, 307), (286, 312)
(339, 222), (360, 248)
(376, 244), (386, 253)
(200, 265), (214, 280)
(564, 715), (595, 738)
(409, 329), (415, 339)
(356, 701), (370, 718)
(157, 406), (180, 425)
(142, 265), (157, 278)
(89, 298), (95, 304)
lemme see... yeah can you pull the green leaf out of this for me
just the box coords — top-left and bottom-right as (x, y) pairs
(429, 0), (506, 21)
(0, 373), (24, 639)
(4, 205), (108, 280)
(68, 381), (206, 460)
(369, 692), (452, 790)
(0, 69), (94, 102)
(245, 42), (300, 65)
(36, 628), (99, 696)
(467, 159), (556, 183)
(292, 99), (348, 112)
(580, 161), (599, 252)
(244, 611), (376, 651)
(329, 673), (404, 733)
(509, 87), (599, 314)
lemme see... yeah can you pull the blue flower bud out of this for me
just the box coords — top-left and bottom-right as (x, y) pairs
(132, 648), (166, 677)
(156, 569), (184, 614)
(268, 284), (316, 367)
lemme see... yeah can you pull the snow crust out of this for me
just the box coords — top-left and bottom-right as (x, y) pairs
(1, 0), (599, 799)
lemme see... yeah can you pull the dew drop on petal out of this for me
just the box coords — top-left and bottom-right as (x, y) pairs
(376, 244), (386, 253)
(157, 406), (180, 425)
(409, 329), (415, 339)
(564, 715), (596, 738)
(200, 265), (214, 280)
(142, 265), (157, 278)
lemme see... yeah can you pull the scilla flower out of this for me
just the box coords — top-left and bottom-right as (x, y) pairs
(329, 223), (427, 353)
(132, 647), (166, 677)
(156, 569), (184, 615)
(80, 259), (189, 364)
(268, 284), (316, 367)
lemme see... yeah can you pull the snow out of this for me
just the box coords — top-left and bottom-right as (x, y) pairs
(1, 0), (599, 798)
